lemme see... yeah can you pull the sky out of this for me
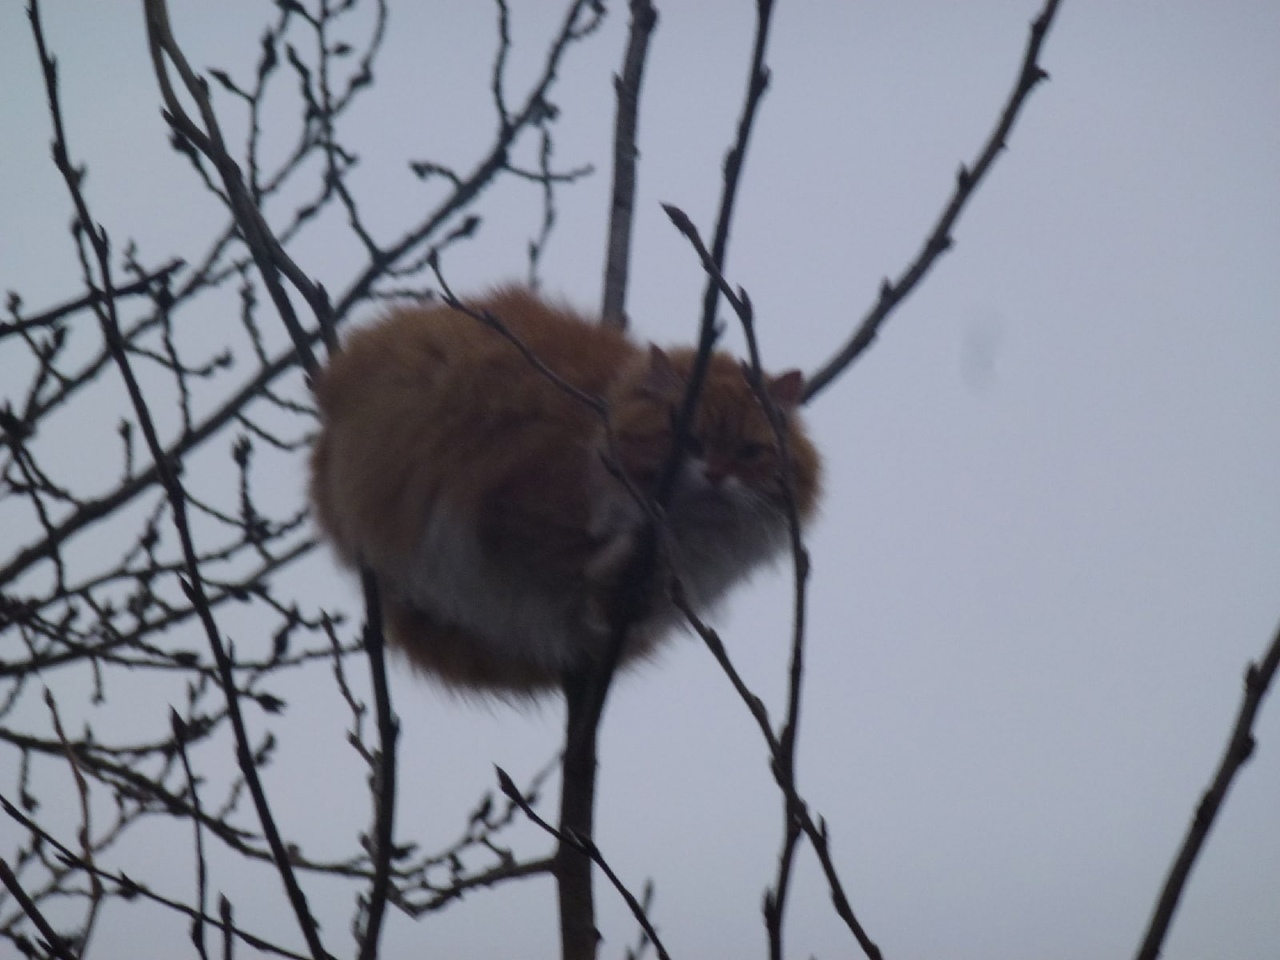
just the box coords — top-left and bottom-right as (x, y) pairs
(2, 2), (1279, 959)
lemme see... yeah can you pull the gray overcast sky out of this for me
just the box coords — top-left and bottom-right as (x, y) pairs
(2, 2), (1278, 958)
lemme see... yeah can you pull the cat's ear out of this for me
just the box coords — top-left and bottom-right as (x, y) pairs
(767, 369), (805, 411)
(640, 345), (684, 397)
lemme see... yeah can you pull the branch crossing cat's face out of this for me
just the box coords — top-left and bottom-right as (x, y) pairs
(309, 288), (821, 695)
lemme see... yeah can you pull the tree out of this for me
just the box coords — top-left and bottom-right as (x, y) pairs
(3, 1), (1278, 959)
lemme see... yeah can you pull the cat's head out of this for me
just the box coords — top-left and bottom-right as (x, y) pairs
(604, 346), (821, 522)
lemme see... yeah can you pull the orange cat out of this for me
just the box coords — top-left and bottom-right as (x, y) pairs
(309, 288), (820, 695)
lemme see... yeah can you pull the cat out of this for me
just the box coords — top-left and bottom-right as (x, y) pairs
(308, 287), (821, 696)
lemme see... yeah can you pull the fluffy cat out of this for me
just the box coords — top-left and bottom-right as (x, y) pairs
(308, 287), (821, 695)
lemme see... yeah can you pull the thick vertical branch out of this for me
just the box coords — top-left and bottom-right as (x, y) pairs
(556, 4), (659, 955)
(600, 0), (658, 328)
(356, 571), (398, 960)
(557, 0), (777, 949)
(558, 670), (602, 960)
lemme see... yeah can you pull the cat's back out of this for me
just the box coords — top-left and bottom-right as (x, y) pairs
(309, 288), (638, 569)
(313, 287), (635, 419)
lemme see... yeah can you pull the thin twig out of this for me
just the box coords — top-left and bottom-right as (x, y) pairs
(1134, 620), (1280, 960)
(0, 259), (184, 339)
(44, 689), (104, 953)
(623, 879), (657, 960)
(399, 856), (557, 914)
(496, 768), (671, 960)
(173, 710), (212, 960)
(661, 0), (776, 500)
(674, 588), (883, 960)
(335, 0), (600, 315)
(143, 0), (330, 375)
(1, 797), (311, 960)
(664, 197), (881, 960)
(28, 5), (330, 956)
(803, 0), (1062, 401)
(0, 858), (79, 960)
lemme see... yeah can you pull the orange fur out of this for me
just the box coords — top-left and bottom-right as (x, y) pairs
(309, 287), (820, 696)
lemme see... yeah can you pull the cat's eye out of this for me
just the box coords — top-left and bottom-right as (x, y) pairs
(736, 441), (768, 461)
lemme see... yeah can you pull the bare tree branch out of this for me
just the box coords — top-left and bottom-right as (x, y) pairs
(804, 0), (1062, 401)
(1135, 620), (1280, 960)
(28, 3), (329, 955)
(171, 710), (212, 960)
(663, 195), (884, 960)
(44, 689), (104, 954)
(1, 796), (312, 960)
(0, 857), (78, 960)
(355, 571), (397, 960)
(600, 0), (658, 328)
(497, 767), (670, 960)
(5, 2), (608, 955)
(659, 0), (777, 503)
(0, 259), (184, 339)
(143, 0), (330, 375)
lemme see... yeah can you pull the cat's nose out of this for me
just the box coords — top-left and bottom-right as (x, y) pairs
(703, 459), (729, 488)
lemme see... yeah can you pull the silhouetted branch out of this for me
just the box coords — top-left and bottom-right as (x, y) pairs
(143, 0), (330, 375)
(497, 767), (670, 960)
(172, 710), (212, 960)
(673, 588), (882, 960)
(0, 857), (78, 960)
(393, 754), (560, 916)
(356, 571), (397, 960)
(804, 0), (1062, 401)
(600, 0), (658, 328)
(0, 259), (184, 339)
(622, 880), (657, 960)
(399, 856), (557, 915)
(44, 689), (104, 954)
(29, 3), (329, 955)
(428, 266), (650, 960)
(340, 0), (601, 313)
(663, 6), (1067, 940)
(1, 797), (310, 960)
(664, 188), (880, 957)
(664, 0), (777, 475)
(1134, 620), (1280, 960)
